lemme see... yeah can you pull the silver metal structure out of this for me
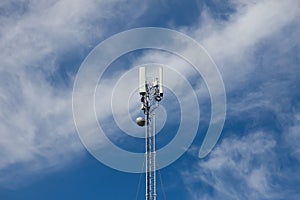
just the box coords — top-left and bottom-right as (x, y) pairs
(138, 67), (163, 200)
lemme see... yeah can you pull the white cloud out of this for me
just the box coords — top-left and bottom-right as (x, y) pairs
(285, 114), (300, 163)
(185, 0), (300, 91)
(0, 0), (148, 188)
(183, 118), (300, 199)
(178, 1), (300, 199)
(1, 0), (298, 194)
(182, 131), (282, 200)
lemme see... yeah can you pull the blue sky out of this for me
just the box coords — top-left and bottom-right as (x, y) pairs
(0, 0), (300, 199)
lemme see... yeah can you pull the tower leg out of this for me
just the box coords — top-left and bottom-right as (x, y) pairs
(145, 111), (156, 200)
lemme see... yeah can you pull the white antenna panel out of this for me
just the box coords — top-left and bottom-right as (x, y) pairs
(139, 67), (146, 94)
(159, 67), (163, 97)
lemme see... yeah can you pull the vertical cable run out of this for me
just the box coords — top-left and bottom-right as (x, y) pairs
(152, 111), (156, 200)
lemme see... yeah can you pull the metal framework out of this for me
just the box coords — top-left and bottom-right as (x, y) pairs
(139, 67), (163, 200)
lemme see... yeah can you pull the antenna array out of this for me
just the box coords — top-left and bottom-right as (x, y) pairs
(137, 66), (163, 200)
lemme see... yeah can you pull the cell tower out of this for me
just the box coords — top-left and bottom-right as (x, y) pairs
(136, 66), (163, 200)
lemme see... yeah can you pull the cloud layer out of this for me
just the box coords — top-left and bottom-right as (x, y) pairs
(1, 1), (299, 198)
(0, 0), (146, 187)
(181, 0), (300, 199)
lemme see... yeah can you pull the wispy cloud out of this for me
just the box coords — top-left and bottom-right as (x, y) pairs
(1, 0), (299, 196)
(285, 114), (300, 163)
(194, 0), (300, 90)
(0, 0), (148, 188)
(183, 131), (280, 200)
(178, 0), (300, 199)
(183, 121), (300, 199)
